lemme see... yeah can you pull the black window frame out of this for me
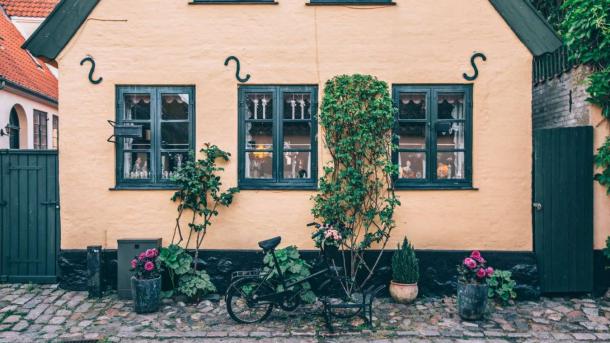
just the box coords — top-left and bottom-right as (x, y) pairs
(308, 0), (395, 5)
(392, 84), (473, 190)
(33, 110), (48, 150)
(238, 85), (318, 190)
(115, 85), (196, 190)
(190, 0), (277, 4)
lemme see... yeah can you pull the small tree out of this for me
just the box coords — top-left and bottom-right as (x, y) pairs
(392, 237), (419, 284)
(160, 144), (238, 300)
(312, 74), (400, 294)
(171, 143), (239, 262)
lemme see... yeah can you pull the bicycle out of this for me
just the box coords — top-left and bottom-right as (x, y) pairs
(225, 223), (376, 327)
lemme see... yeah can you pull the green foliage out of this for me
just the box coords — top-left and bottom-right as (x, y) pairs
(391, 237), (419, 284)
(159, 244), (193, 294)
(487, 270), (517, 305)
(561, 0), (610, 67)
(177, 270), (217, 300)
(595, 136), (610, 194)
(263, 246), (316, 303)
(530, 0), (565, 32)
(164, 144), (239, 300)
(312, 74), (399, 291)
(587, 68), (610, 118)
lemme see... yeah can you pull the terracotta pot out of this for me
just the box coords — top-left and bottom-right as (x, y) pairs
(457, 282), (488, 321)
(389, 280), (418, 303)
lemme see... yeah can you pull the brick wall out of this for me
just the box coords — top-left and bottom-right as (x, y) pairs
(532, 65), (593, 129)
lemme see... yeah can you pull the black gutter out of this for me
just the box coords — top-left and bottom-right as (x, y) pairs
(0, 76), (58, 106)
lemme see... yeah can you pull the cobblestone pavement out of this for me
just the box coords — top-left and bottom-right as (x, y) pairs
(1, 284), (610, 342)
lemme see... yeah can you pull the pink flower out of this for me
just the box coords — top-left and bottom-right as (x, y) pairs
(476, 268), (487, 278)
(463, 258), (477, 270)
(486, 267), (494, 277)
(145, 249), (156, 258)
(130, 259), (137, 269)
(138, 252), (146, 261)
(324, 229), (341, 241)
(144, 261), (155, 272)
(470, 250), (483, 261)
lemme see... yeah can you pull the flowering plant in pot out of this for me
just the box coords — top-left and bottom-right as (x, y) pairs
(389, 237), (419, 303)
(130, 248), (162, 314)
(457, 251), (494, 320)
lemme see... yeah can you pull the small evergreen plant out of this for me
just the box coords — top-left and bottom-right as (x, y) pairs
(391, 237), (419, 284)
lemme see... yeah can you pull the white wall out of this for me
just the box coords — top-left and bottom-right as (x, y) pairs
(0, 89), (58, 149)
(10, 16), (43, 40)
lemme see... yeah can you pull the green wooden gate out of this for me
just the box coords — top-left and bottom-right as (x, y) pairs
(0, 150), (59, 283)
(534, 126), (593, 293)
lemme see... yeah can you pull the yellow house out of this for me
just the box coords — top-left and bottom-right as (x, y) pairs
(26, 0), (604, 296)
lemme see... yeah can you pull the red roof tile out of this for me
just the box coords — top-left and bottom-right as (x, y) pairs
(0, 0), (59, 18)
(0, 11), (57, 101)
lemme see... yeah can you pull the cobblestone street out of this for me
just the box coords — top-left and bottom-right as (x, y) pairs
(1, 284), (609, 342)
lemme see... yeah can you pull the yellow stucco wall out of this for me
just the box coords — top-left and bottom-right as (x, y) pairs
(592, 106), (610, 249)
(57, 0), (534, 250)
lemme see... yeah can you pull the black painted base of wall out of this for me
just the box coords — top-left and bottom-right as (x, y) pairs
(57, 248), (551, 300)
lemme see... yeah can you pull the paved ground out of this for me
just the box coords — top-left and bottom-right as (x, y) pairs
(0, 284), (609, 342)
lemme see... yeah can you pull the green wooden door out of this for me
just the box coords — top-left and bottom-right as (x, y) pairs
(0, 150), (59, 283)
(534, 126), (593, 293)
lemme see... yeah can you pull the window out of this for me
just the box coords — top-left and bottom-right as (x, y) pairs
(393, 85), (472, 189)
(33, 110), (48, 150)
(9, 108), (20, 149)
(192, 0), (276, 3)
(52, 115), (59, 149)
(115, 86), (195, 189)
(238, 86), (318, 189)
(308, 0), (394, 4)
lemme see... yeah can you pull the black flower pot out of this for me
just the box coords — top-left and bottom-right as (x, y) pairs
(131, 276), (161, 314)
(457, 282), (488, 320)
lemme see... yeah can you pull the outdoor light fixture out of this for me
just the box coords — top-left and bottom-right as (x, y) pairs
(0, 123), (9, 137)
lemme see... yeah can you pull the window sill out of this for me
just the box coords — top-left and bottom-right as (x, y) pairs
(239, 183), (318, 191)
(109, 185), (180, 191)
(306, 1), (395, 5)
(189, 1), (278, 4)
(394, 185), (478, 191)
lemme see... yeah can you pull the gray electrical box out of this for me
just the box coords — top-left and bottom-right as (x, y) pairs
(117, 238), (162, 299)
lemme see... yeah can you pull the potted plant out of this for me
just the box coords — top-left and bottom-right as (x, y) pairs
(389, 237), (419, 303)
(457, 250), (494, 320)
(311, 223), (342, 259)
(130, 248), (162, 314)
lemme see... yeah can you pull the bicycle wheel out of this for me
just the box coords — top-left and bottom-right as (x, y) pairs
(226, 278), (274, 324)
(321, 277), (364, 319)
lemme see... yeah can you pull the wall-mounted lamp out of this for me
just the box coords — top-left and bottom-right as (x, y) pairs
(0, 124), (10, 137)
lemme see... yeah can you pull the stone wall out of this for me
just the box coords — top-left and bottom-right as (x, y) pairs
(533, 65), (594, 129)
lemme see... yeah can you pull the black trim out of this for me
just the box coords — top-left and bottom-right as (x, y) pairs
(0, 78), (58, 105)
(58, 248), (543, 299)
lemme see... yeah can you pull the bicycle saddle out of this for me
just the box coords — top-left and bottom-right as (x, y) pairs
(258, 236), (281, 251)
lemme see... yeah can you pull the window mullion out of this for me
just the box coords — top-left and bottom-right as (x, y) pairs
(152, 88), (160, 184)
(275, 87), (282, 183)
(428, 89), (437, 182)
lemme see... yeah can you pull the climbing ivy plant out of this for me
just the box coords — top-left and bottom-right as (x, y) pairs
(561, 0), (610, 192)
(312, 74), (400, 294)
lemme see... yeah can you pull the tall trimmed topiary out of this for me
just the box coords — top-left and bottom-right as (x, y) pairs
(392, 237), (419, 284)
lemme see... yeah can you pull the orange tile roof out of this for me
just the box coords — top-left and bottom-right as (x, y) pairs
(0, 10), (58, 101)
(0, 0), (59, 18)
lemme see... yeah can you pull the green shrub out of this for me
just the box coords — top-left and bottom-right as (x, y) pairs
(177, 270), (216, 301)
(487, 270), (517, 305)
(263, 246), (316, 303)
(158, 244), (193, 297)
(391, 237), (419, 284)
